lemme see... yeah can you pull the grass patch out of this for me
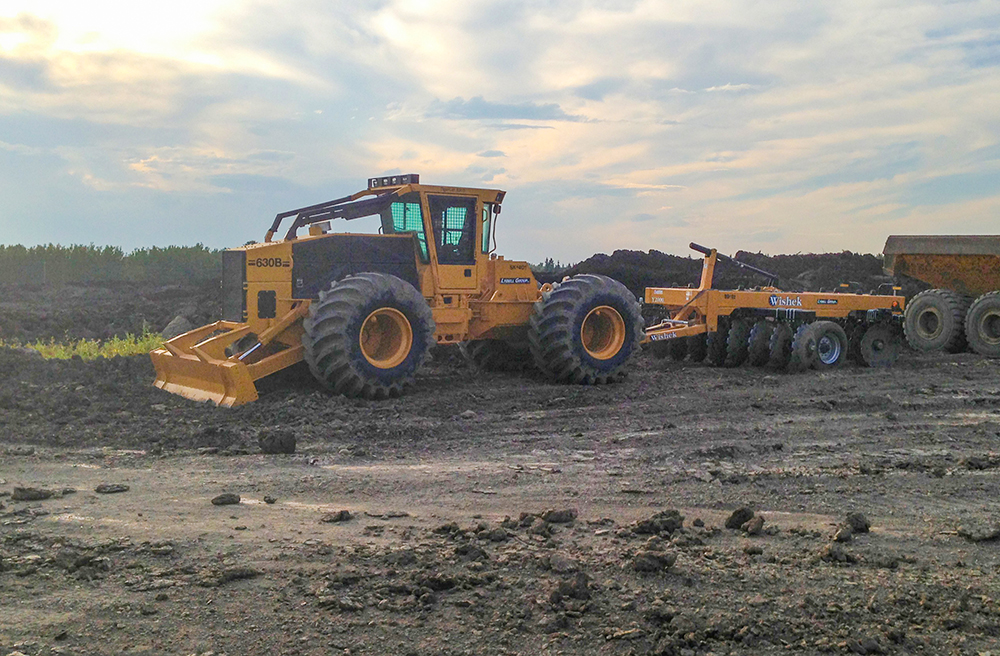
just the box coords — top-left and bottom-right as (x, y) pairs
(0, 330), (164, 360)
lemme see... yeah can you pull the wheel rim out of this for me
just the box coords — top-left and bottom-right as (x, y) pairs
(916, 308), (942, 339)
(979, 310), (1000, 345)
(817, 334), (842, 365)
(359, 307), (412, 369)
(581, 305), (626, 360)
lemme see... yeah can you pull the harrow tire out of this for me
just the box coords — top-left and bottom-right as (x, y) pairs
(903, 289), (969, 353)
(724, 319), (752, 367)
(965, 292), (1000, 357)
(668, 337), (689, 362)
(303, 273), (435, 399)
(788, 323), (818, 373)
(461, 339), (533, 371)
(528, 274), (643, 384)
(705, 318), (730, 367)
(768, 323), (793, 370)
(810, 321), (849, 370)
(747, 321), (774, 366)
(860, 323), (901, 367)
(688, 333), (708, 363)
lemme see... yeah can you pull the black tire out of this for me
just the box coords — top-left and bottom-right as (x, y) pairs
(667, 337), (689, 362)
(648, 340), (672, 360)
(528, 274), (643, 384)
(724, 319), (752, 367)
(810, 321), (849, 370)
(845, 322), (865, 364)
(860, 323), (901, 367)
(965, 292), (1000, 357)
(768, 323), (793, 370)
(747, 321), (774, 367)
(903, 289), (969, 353)
(788, 323), (818, 373)
(460, 339), (533, 371)
(705, 318), (730, 367)
(302, 273), (435, 399)
(688, 333), (708, 363)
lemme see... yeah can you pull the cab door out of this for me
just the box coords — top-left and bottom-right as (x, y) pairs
(427, 195), (479, 290)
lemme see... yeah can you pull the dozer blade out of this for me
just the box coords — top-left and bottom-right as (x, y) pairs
(151, 347), (258, 407)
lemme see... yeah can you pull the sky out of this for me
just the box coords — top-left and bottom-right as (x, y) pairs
(1, 0), (999, 263)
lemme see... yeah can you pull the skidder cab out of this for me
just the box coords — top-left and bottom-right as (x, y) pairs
(150, 176), (644, 406)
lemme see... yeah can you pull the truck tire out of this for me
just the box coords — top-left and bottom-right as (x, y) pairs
(724, 319), (752, 367)
(810, 321), (849, 370)
(528, 274), (643, 384)
(303, 273), (434, 399)
(860, 323), (900, 367)
(788, 323), (818, 372)
(965, 292), (1000, 357)
(904, 289), (968, 353)
(461, 339), (533, 371)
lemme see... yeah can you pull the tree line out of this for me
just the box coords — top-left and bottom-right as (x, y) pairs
(0, 244), (221, 285)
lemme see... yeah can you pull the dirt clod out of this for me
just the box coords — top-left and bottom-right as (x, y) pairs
(725, 507), (754, 529)
(11, 487), (54, 501)
(94, 483), (130, 494)
(211, 493), (240, 506)
(541, 508), (577, 524)
(258, 429), (296, 454)
(320, 510), (353, 523)
(846, 512), (871, 533)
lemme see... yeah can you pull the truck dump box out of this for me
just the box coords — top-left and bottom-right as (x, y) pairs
(883, 236), (1000, 297)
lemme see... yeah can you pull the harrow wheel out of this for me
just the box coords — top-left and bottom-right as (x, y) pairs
(688, 334), (708, 363)
(747, 320), (774, 366)
(705, 318), (730, 367)
(810, 321), (849, 370)
(724, 319), (752, 367)
(768, 323), (793, 370)
(788, 323), (818, 372)
(667, 337), (689, 361)
(529, 274), (643, 384)
(303, 273), (434, 399)
(860, 323), (901, 367)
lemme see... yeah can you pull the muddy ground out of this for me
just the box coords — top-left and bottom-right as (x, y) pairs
(2, 283), (1000, 656)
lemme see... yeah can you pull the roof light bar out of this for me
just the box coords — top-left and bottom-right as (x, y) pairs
(368, 173), (420, 189)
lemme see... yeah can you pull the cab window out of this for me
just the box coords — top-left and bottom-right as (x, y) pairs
(428, 195), (476, 265)
(380, 193), (429, 262)
(481, 204), (493, 253)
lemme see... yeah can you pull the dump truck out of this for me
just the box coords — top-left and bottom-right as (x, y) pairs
(883, 235), (1000, 357)
(643, 243), (906, 370)
(150, 175), (643, 406)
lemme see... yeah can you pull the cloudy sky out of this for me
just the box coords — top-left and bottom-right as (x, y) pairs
(1, 0), (998, 262)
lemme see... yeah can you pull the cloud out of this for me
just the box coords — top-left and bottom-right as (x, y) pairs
(425, 96), (581, 122)
(1, 0), (999, 265)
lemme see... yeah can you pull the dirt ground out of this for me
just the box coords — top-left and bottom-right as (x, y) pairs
(3, 284), (1000, 656)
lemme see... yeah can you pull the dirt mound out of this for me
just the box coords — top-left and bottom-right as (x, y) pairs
(564, 248), (914, 297)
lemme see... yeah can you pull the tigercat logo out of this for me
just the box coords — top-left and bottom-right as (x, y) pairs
(768, 295), (803, 307)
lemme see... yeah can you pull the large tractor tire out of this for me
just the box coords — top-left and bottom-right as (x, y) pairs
(724, 319), (752, 367)
(810, 321), (849, 370)
(768, 323), (793, 370)
(747, 320), (774, 366)
(528, 274), (643, 384)
(461, 339), (533, 371)
(688, 333), (708, 363)
(788, 323), (818, 373)
(303, 273), (435, 399)
(965, 291), (1000, 357)
(859, 323), (901, 367)
(903, 289), (969, 353)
